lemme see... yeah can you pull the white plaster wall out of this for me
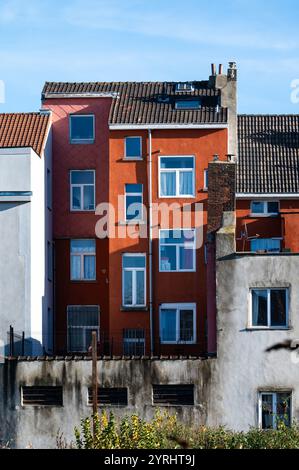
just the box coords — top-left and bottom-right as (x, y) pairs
(208, 254), (299, 431)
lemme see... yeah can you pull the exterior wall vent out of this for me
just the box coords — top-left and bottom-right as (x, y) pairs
(152, 384), (194, 405)
(88, 387), (128, 406)
(21, 386), (63, 406)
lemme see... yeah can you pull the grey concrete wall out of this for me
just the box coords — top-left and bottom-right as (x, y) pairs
(0, 358), (213, 449)
(208, 251), (299, 431)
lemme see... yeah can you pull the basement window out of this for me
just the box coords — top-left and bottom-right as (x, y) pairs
(70, 114), (95, 144)
(251, 289), (288, 329)
(153, 385), (194, 406)
(88, 388), (128, 406)
(259, 392), (291, 429)
(123, 328), (145, 356)
(21, 386), (63, 407)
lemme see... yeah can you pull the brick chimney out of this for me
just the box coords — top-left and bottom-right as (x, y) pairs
(209, 62), (238, 160)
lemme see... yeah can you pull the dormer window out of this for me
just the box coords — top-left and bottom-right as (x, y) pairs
(175, 82), (194, 93)
(175, 100), (201, 110)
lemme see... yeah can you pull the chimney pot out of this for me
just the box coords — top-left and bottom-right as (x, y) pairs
(211, 63), (216, 76)
(219, 64), (223, 75)
(213, 154), (219, 161)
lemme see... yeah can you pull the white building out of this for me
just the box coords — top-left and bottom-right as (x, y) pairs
(0, 112), (52, 355)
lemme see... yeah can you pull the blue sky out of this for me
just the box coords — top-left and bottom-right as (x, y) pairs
(1, 0), (299, 114)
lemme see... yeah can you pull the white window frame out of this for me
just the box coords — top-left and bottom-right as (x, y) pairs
(203, 169), (208, 191)
(250, 200), (280, 217)
(159, 303), (196, 345)
(124, 136), (142, 159)
(258, 391), (292, 430)
(249, 288), (289, 329)
(158, 155), (195, 198)
(175, 83), (194, 93)
(124, 184), (143, 222)
(70, 239), (96, 281)
(122, 253), (146, 308)
(67, 305), (100, 353)
(69, 114), (95, 144)
(70, 170), (95, 212)
(159, 229), (196, 273)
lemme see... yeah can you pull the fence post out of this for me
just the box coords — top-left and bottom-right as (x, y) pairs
(9, 325), (14, 357)
(22, 331), (25, 356)
(92, 331), (98, 442)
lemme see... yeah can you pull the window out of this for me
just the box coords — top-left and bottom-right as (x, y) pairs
(125, 136), (142, 159)
(250, 239), (281, 253)
(125, 184), (143, 221)
(71, 239), (96, 281)
(259, 392), (291, 429)
(70, 170), (95, 211)
(159, 229), (196, 272)
(123, 329), (145, 356)
(251, 289), (288, 328)
(47, 241), (53, 281)
(159, 156), (195, 198)
(204, 169), (208, 191)
(47, 169), (52, 209)
(22, 386), (63, 407)
(88, 388), (128, 406)
(251, 201), (279, 216)
(122, 254), (146, 307)
(175, 100), (201, 110)
(160, 303), (196, 344)
(67, 305), (99, 352)
(153, 385), (194, 406)
(175, 83), (194, 93)
(70, 114), (95, 144)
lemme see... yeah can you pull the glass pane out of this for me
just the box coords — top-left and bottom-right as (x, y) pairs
(276, 393), (291, 427)
(125, 184), (142, 193)
(160, 245), (177, 271)
(125, 137), (141, 157)
(72, 186), (81, 210)
(160, 230), (194, 244)
(123, 255), (145, 268)
(68, 327), (84, 352)
(123, 271), (133, 305)
(175, 100), (200, 109)
(126, 195), (143, 220)
(67, 306), (99, 326)
(179, 171), (194, 196)
(180, 310), (194, 342)
(160, 172), (176, 196)
(71, 255), (81, 280)
(267, 201), (279, 214)
(71, 171), (94, 184)
(271, 290), (287, 327)
(84, 255), (96, 280)
(71, 239), (95, 253)
(160, 309), (176, 342)
(251, 239), (281, 253)
(252, 290), (268, 326)
(136, 271), (145, 305)
(123, 340), (145, 356)
(179, 247), (194, 270)
(160, 157), (194, 169)
(83, 185), (95, 210)
(123, 328), (145, 340)
(251, 201), (264, 214)
(262, 394), (274, 429)
(70, 116), (94, 141)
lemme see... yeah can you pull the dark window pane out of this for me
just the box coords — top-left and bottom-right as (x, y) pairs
(72, 186), (81, 210)
(70, 116), (94, 142)
(160, 309), (176, 342)
(123, 255), (145, 268)
(125, 184), (142, 193)
(180, 310), (194, 342)
(271, 290), (287, 327)
(83, 185), (95, 210)
(175, 100), (200, 109)
(252, 290), (268, 326)
(160, 245), (177, 271)
(276, 393), (291, 427)
(267, 202), (279, 214)
(160, 157), (194, 169)
(251, 201), (264, 214)
(262, 394), (274, 429)
(126, 195), (142, 220)
(125, 137), (141, 157)
(71, 171), (94, 184)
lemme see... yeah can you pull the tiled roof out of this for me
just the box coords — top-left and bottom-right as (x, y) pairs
(42, 81), (227, 125)
(238, 115), (299, 194)
(0, 112), (50, 157)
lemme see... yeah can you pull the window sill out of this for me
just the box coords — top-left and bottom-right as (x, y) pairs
(121, 307), (149, 312)
(250, 214), (279, 218)
(122, 157), (143, 161)
(119, 220), (146, 226)
(246, 327), (291, 331)
(70, 209), (95, 213)
(158, 195), (195, 199)
(70, 280), (98, 283)
(159, 270), (196, 274)
(70, 140), (95, 145)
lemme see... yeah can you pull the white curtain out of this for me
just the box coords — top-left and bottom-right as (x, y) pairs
(160, 172), (176, 196)
(179, 171), (193, 195)
(84, 255), (96, 279)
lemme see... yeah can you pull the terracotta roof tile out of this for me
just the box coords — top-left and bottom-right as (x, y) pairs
(0, 112), (50, 157)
